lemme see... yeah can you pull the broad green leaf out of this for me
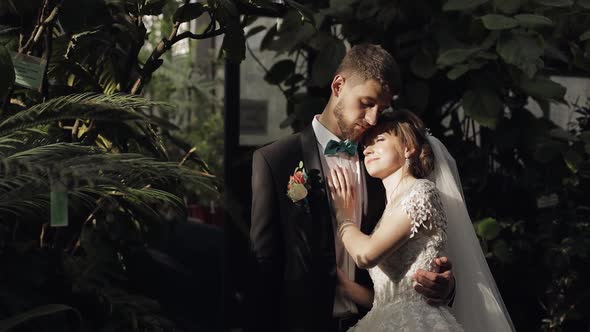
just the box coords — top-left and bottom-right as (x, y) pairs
(310, 37), (346, 87)
(281, 94), (325, 128)
(563, 150), (583, 173)
(544, 44), (569, 63)
(59, 0), (111, 33)
(481, 14), (519, 30)
(436, 48), (480, 67)
(475, 217), (501, 240)
(216, 0), (239, 17)
(447, 60), (486, 80)
(260, 25), (277, 51)
(141, 0), (167, 15)
(410, 51), (437, 79)
(264, 60), (296, 84)
(284, 0), (316, 26)
(580, 30), (590, 41)
(309, 32), (335, 50)
(245, 25), (267, 39)
(244, 0), (279, 13)
(550, 128), (578, 142)
(325, 0), (357, 19)
(447, 64), (470, 80)
(476, 52), (498, 60)
(570, 42), (590, 71)
(519, 76), (566, 101)
(462, 88), (502, 128)
(494, 0), (522, 14)
(480, 31), (501, 49)
(219, 3), (244, 65)
(492, 239), (512, 263)
(0, 0), (39, 18)
(266, 10), (315, 53)
(534, 0), (574, 6)
(0, 304), (81, 331)
(376, 4), (399, 30)
(514, 14), (554, 28)
(330, 0), (360, 11)
(405, 78), (430, 113)
(357, 0), (379, 19)
(0, 45), (15, 96)
(173, 3), (205, 23)
(443, 0), (488, 11)
(105, 0), (125, 9)
(497, 33), (544, 77)
(534, 139), (566, 163)
(285, 74), (305, 86)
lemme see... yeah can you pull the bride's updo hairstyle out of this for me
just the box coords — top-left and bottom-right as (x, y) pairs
(363, 109), (435, 179)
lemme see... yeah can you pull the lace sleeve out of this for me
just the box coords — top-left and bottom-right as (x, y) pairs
(400, 180), (447, 238)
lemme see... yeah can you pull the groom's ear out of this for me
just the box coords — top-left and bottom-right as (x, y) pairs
(331, 74), (345, 97)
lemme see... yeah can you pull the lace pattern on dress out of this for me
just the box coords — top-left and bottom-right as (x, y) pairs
(399, 179), (447, 238)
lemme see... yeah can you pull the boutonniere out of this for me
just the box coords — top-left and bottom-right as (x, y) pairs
(287, 161), (311, 208)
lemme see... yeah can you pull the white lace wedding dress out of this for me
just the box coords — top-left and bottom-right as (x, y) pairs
(349, 179), (464, 332)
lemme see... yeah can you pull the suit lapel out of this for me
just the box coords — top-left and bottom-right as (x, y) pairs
(300, 126), (336, 266)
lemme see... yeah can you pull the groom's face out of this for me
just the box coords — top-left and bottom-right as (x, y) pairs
(333, 77), (392, 141)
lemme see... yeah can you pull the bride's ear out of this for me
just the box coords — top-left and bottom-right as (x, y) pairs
(404, 147), (416, 159)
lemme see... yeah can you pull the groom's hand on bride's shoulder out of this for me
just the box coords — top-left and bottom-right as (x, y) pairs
(413, 257), (455, 306)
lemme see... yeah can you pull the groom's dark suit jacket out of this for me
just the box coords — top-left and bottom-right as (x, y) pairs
(249, 125), (386, 331)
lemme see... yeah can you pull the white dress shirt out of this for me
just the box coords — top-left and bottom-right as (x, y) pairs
(311, 115), (368, 316)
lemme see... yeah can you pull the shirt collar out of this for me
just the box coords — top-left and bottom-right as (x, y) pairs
(312, 115), (343, 149)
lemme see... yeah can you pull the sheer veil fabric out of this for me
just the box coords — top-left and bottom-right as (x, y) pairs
(426, 135), (516, 332)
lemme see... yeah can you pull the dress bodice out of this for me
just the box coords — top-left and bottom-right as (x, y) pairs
(348, 179), (463, 331)
(368, 179), (447, 306)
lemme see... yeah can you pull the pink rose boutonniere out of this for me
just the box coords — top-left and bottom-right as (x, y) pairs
(287, 161), (311, 209)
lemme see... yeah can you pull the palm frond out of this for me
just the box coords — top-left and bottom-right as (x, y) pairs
(0, 141), (217, 222)
(0, 93), (176, 136)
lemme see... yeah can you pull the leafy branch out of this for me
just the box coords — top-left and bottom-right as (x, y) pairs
(130, 1), (224, 95)
(19, 0), (64, 54)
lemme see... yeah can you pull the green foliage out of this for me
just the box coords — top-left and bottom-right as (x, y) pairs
(0, 45), (15, 96)
(0, 0), (258, 330)
(0, 304), (81, 331)
(173, 3), (206, 23)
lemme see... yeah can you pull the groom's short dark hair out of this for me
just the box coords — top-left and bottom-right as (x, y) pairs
(336, 43), (401, 96)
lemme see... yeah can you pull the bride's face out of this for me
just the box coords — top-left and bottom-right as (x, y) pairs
(363, 131), (405, 179)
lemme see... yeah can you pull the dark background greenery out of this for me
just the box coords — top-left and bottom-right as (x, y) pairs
(0, 0), (247, 331)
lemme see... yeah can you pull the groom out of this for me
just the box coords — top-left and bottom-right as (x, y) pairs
(249, 44), (455, 332)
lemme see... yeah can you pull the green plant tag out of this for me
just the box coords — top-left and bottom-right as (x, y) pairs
(10, 52), (47, 90)
(50, 182), (68, 227)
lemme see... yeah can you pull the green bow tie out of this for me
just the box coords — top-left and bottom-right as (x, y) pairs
(324, 139), (358, 157)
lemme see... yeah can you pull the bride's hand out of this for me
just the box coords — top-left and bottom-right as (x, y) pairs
(328, 166), (356, 222)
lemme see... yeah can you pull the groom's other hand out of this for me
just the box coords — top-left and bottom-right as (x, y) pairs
(413, 256), (455, 306)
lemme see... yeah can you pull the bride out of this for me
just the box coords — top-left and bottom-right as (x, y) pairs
(328, 110), (515, 331)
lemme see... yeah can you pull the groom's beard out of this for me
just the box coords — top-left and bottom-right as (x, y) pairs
(334, 99), (360, 141)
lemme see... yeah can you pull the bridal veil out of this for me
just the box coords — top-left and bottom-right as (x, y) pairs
(426, 134), (516, 332)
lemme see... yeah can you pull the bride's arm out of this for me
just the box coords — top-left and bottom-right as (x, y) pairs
(338, 206), (412, 269)
(329, 166), (413, 269)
